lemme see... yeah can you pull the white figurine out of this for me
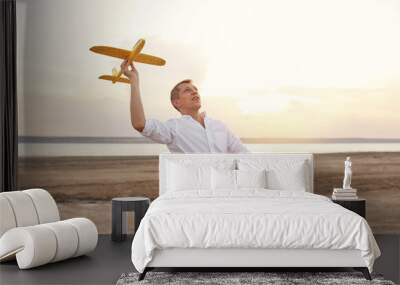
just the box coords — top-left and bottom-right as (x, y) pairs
(342, 156), (352, 189)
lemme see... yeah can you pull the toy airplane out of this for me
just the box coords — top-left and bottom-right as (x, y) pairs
(90, 39), (166, 84)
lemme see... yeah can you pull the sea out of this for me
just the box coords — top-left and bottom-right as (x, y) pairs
(18, 136), (400, 156)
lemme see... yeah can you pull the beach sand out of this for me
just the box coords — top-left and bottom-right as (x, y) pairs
(18, 153), (400, 234)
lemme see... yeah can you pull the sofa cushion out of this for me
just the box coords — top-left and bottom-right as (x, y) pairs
(0, 196), (17, 237)
(0, 192), (39, 227)
(23, 189), (60, 224)
(0, 218), (98, 269)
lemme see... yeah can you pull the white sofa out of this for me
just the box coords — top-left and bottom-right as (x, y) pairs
(0, 188), (98, 269)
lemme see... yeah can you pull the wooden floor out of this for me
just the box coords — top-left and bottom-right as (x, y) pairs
(0, 235), (399, 285)
(17, 152), (400, 234)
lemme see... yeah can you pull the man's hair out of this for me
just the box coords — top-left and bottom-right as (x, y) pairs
(170, 79), (192, 112)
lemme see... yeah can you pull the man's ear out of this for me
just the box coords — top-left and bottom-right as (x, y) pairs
(172, 98), (180, 110)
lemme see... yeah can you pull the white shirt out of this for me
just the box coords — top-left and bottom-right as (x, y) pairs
(139, 111), (249, 153)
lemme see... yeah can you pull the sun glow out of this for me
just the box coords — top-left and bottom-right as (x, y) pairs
(238, 93), (291, 114)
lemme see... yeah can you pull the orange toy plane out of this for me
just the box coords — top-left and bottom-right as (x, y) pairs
(90, 39), (166, 84)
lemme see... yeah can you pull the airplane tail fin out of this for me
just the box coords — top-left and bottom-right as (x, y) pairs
(99, 75), (130, 84)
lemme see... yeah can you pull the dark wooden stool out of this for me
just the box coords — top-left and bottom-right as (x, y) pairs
(111, 197), (150, 242)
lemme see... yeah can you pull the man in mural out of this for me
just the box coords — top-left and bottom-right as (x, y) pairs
(121, 60), (249, 153)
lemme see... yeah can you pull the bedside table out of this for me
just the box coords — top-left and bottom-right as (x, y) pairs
(332, 198), (366, 218)
(111, 197), (150, 242)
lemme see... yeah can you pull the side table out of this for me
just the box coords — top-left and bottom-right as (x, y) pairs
(112, 197), (150, 242)
(332, 198), (366, 218)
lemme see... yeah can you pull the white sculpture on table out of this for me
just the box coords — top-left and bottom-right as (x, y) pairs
(342, 156), (352, 189)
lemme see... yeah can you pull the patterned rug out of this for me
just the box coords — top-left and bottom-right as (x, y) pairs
(116, 271), (396, 285)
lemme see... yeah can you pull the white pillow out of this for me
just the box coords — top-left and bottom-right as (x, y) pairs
(167, 162), (211, 191)
(238, 159), (309, 191)
(236, 169), (267, 189)
(265, 163), (307, 191)
(211, 168), (236, 191)
(211, 168), (268, 191)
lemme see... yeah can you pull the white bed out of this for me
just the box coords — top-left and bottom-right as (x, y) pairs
(131, 153), (380, 280)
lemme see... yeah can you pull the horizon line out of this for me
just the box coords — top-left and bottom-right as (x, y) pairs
(18, 136), (400, 144)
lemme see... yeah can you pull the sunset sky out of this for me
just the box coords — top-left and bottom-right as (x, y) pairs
(17, 0), (400, 138)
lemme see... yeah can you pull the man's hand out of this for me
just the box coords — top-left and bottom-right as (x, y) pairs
(121, 59), (139, 86)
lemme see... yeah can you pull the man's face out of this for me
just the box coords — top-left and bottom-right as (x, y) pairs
(174, 82), (201, 112)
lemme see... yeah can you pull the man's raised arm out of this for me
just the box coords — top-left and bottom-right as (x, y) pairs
(121, 60), (146, 132)
(121, 60), (173, 145)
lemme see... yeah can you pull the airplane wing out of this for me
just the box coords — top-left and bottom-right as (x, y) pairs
(90, 46), (166, 66)
(135, 53), (166, 66)
(99, 75), (130, 84)
(90, 46), (130, 60)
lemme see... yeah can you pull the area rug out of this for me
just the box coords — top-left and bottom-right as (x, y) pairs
(116, 271), (396, 285)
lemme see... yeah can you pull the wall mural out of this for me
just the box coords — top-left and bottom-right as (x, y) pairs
(17, 0), (400, 233)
